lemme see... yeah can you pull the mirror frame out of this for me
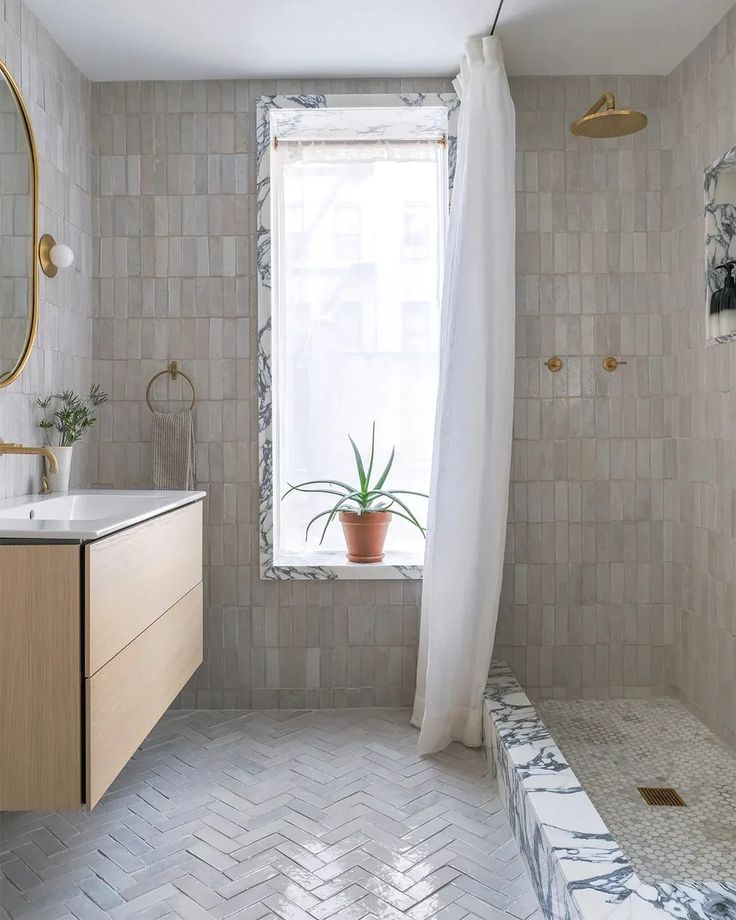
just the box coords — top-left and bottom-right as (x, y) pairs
(0, 58), (39, 389)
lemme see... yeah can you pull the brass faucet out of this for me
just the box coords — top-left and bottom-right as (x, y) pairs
(0, 438), (58, 473)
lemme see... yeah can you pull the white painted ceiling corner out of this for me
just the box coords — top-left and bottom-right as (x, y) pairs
(23, 0), (736, 82)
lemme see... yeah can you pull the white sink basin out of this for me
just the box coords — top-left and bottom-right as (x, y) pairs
(0, 490), (206, 540)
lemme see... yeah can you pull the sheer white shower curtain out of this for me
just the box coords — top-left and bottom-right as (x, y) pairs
(412, 35), (516, 754)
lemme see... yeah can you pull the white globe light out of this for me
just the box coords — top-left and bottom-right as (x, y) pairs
(49, 243), (74, 269)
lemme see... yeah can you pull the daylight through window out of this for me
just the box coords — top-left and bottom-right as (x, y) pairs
(271, 109), (448, 563)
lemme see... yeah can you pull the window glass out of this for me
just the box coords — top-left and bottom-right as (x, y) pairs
(272, 136), (447, 559)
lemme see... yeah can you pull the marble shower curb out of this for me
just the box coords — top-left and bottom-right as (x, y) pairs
(483, 661), (736, 920)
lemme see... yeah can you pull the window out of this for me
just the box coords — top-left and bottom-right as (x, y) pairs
(257, 94), (458, 578)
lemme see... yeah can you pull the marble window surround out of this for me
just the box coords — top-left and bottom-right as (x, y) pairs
(256, 92), (459, 581)
(483, 660), (736, 920)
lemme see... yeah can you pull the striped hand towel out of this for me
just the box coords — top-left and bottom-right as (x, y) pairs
(151, 409), (196, 490)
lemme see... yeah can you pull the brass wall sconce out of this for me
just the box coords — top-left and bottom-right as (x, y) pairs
(602, 356), (627, 372)
(544, 356), (563, 372)
(39, 234), (74, 278)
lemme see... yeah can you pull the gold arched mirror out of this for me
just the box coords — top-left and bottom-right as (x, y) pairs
(0, 59), (38, 388)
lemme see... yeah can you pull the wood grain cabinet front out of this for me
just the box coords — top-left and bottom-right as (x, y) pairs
(86, 582), (203, 808)
(0, 544), (81, 811)
(0, 501), (204, 812)
(85, 501), (203, 676)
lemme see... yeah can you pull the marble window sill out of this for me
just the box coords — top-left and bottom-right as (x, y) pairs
(265, 551), (423, 580)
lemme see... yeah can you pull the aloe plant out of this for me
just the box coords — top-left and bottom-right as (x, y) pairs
(283, 424), (428, 545)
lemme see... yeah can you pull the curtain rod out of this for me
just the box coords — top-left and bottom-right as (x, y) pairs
(490, 0), (506, 35)
(273, 136), (446, 149)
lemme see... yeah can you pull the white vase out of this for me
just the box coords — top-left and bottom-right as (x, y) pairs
(46, 445), (74, 493)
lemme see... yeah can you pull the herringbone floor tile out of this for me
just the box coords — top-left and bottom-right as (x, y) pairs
(0, 710), (542, 920)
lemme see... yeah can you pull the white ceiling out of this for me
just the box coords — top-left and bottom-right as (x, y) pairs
(24, 0), (735, 81)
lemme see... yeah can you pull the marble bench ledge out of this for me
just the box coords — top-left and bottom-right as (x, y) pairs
(482, 660), (736, 920)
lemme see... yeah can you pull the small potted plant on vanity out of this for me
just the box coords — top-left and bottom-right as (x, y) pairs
(283, 424), (427, 563)
(35, 385), (108, 493)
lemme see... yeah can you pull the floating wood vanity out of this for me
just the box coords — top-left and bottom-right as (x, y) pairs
(0, 496), (204, 811)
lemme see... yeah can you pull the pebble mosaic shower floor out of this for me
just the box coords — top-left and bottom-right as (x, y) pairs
(536, 698), (736, 883)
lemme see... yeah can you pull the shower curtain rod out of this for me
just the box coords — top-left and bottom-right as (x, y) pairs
(490, 0), (506, 35)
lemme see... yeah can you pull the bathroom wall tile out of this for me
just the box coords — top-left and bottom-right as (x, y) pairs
(502, 23), (736, 744)
(500, 74), (676, 703)
(0, 4), (95, 498)
(663, 4), (736, 745)
(94, 75), (452, 706)
(7, 0), (732, 724)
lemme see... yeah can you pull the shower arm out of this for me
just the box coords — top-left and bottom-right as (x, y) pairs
(581, 94), (617, 120)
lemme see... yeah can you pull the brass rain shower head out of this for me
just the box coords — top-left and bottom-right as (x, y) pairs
(571, 93), (648, 139)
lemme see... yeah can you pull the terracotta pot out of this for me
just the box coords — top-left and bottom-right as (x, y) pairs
(339, 510), (391, 563)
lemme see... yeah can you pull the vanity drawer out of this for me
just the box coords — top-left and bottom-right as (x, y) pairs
(86, 581), (203, 808)
(85, 501), (202, 675)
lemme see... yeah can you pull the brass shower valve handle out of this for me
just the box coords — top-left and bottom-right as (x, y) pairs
(544, 356), (563, 373)
(602, 356), (627, 372)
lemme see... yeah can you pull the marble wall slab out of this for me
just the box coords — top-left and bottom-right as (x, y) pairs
(704, 145), (736, 344)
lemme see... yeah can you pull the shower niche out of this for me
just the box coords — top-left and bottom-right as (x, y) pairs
(705, 146), (736, 343)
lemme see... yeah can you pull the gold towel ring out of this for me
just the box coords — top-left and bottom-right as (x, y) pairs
(146, 361), (195, 412)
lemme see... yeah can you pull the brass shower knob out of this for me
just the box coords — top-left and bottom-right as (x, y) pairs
(602, 356), (627, 372)
(544, 356), (563, 373)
